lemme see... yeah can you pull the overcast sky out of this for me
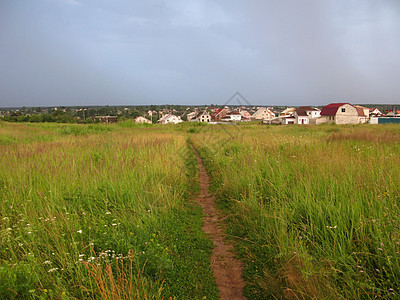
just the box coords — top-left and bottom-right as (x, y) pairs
(1, 0), (400, 107)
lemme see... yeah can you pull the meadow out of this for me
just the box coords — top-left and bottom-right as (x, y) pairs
(0, 122), (217, 299)
(2, 120), (400, 299)
(192, 124), (400, 299)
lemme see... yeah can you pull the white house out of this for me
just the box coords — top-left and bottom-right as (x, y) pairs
(293, 106), (321, 125)
(191, 110), (211, 123)
(135, 116), (152, 124)
(158, 114), (183, 124)
(279, 116), (296, 125)
(369, 108), (382, 117)
(222, 111), (242, 122)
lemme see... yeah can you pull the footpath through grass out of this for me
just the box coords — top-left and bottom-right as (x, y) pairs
(0, 122), (218, 299)
(192, 124), (400, 299)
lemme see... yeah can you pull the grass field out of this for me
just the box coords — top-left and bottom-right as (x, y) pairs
(192, 124), (400, 299)
(2, 120), (400, 299)
(0, 122), (217, 299)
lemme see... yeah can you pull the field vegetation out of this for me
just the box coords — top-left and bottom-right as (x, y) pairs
(0, 121), (217, 299)
(2, 120), (400, 299)
(192, 124), (400, 299)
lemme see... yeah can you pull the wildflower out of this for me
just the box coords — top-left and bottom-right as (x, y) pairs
(48, 268), (58, 273)
(378, 248), (383, 251)
(43, 261), (52, 265)
(79, 254), (85, 257)
(77, 230), (82, 234)
(376, 269), (380, 272)
(105, 211), (111, 215)
(27, 232), (31, 234)
(112, 223), (117, 226)
(380, 243), (384, 246)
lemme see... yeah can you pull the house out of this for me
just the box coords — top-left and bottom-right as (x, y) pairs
(222, 111), (242, 122)
(187, 111), (198, 121)
(385, 110), (400, 117)
(251, 107), (276, 121)
(369, 108), (382, 117)
(211, 108), (229, 121)
(317, 103), (359, 125)
(191, 110), (211, 123)
(293, 106), (321, 125)
(158, 114), (183, 124)
(135, 116), (151, 124)
(93, 116), (118, 124)
(240, 110), (252, 121)
(355, 105), (370, 124)
(279, 107), (296, 117)
(279, 116), (296, 125)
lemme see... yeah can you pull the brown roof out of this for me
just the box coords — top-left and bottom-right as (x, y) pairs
(295, 106), (318, 116)
(356, 107), (365, 117)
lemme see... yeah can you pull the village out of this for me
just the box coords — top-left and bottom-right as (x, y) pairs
(2, 102), (400, 125)
(135, 103), (399, 125)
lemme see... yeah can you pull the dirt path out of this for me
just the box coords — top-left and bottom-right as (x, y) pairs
(192, 146), (246, 300)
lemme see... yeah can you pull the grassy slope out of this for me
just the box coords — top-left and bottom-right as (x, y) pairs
(0, 122), (218, 299)
(192, 124), (400, 299)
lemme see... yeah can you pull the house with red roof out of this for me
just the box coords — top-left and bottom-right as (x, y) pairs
(211, 108), (229, 121)
(317, 103), (359, 124)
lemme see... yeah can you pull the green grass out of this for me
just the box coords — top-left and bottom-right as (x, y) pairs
(192, 124), (400, 299)
(0, 122), (218, 299)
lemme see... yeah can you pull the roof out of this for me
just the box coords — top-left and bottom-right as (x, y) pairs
(356, 107), (365, 117)
(211, 108), (223, 117)
(227, 111), (241, 115)
(320, 103), (349, 116)
(295, 106), (319, 116)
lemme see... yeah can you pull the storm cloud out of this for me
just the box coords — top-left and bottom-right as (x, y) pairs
(1, 0), (400, 106)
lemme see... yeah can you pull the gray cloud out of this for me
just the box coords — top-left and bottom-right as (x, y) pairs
(1, 0), (400, 107)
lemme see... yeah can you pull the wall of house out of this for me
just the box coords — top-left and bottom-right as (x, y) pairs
(309, 111), (321, 118)
(335, 104), (359, 124)
(315, 116), (333, 124)
(296, 116), (309, 124)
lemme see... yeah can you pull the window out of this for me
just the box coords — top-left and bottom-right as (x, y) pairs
(341, 108), (346, 112)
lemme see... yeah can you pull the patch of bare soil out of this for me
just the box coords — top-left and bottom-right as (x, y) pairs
(192, 146), (246, 300)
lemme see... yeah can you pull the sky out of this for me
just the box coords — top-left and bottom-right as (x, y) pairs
(1, 0), (400, 107)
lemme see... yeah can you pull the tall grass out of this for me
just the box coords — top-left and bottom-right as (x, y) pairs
(192, 124), (400, 299)
(0, 123), (217, 299)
